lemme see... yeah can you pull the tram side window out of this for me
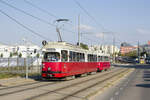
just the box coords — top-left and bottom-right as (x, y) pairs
(70, 52), (85, 62)
(98, 56), (100, 62)
(61, 50), (68, 62)
(102, 56), (104, 61)
(93, 55), (95, 62)
(75, 52), (78, 61)
(79, 53), (82, 61)
(80, 53), (85, 62)
(108, 57), (110, 61)
(103, 56), (108, 61)
(69, 51), (73, 61)
(101, 56), (103, 61)
(77, 52), (80, 62)
(88, 54), (97, 62)
(98, 56), (102, 62)
(83, 53), (85, 61)
(94, 55), (97, 62)
(88, 54), (90, 62)
(104, 56), (106, 61)
(105, 56), (109, 61)
(72, 52), (75, 61)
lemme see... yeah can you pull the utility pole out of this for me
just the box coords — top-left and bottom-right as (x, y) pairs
(23, 38), (29, 79)
(26, 50), (29, 79)
(78, 14), (80, 46)
(138, 41), (140, 63)
(113, 36), (115, 63)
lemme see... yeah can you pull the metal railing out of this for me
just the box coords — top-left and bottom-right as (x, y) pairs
(0, 57), (42, 76)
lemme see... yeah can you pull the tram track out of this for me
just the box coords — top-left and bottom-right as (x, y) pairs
(0, 68), (122, 100)
(0, 81), (40, 91)
(25, 68), (128, 100)
(0, 78), (66, 91)
(60, 68), (130, 100)
(0, 68), (116, 96)
(0, 81), (59, 96)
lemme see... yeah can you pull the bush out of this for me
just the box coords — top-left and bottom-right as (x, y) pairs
(36, 53), (40, 58)
(0, 53), (3, 58)
(10, 52), (13, 57)
(19, 53), (22, 58)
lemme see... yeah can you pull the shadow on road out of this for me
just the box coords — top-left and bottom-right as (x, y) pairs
(26, 75), (66, 82)
(114, 64), (150, 88)
(114, 64), (150, 69)
(135, 66), (150, 88)
(144, 79), (150, 81)
(136, 84), (150, 88)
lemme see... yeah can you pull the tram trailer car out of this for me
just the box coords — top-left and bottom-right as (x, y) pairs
(42, 42), (110, 79)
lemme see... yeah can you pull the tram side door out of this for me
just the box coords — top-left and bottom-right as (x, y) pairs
(61, 50), (68, 73)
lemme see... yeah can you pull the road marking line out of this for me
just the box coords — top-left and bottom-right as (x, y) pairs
(110, 97), (114, 100)
(120, 87), (123, 90)
(115, 91), (119, 95)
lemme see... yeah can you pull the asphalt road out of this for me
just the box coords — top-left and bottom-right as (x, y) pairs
(93, 64), (150, 100)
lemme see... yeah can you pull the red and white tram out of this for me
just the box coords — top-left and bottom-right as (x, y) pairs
(41, 42), (110, 79)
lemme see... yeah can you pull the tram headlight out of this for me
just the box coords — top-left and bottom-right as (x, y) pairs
(48, 67), (51, 71)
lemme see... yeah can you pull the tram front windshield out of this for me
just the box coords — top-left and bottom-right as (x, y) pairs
(44, 52), (60, 62)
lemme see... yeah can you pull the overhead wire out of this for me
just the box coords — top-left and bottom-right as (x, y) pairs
(0, 0), (76, 34)
(73, 0), (124, 45)
(23, 0), (75, 27)
(23, 0), (58, 18)
(0, 9), (50, 41)
(73, 0), (106, 31)
(22, 0), (100, 44)
(0, 0), (106, 45)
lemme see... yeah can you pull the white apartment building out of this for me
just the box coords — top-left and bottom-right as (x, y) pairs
(89, 45), (120, 55)
(17, 44), (41, 58)
(0, 43), (10, 58)
(0, 42), (41, 58)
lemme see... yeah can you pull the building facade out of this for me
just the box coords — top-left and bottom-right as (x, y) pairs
(120, 46), (137, 55)
(0, 42), (41, 58)
(120, 42), (137, 55)
(89, 45), (120, 55)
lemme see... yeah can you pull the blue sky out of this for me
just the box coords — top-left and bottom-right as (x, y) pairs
(0, 0), (150, 46)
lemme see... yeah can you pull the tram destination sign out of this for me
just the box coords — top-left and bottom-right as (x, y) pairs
(46, 48), (56, 52)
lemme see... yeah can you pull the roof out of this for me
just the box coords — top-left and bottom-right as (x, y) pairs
(121, 42), (132, 47)
(42, 42), (110, 56)
(42, 42), (86, 52)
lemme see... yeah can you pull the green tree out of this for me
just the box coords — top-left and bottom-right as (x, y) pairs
(79, 43), (89, 50)
(118, 51), (121, 56)
(18, 53), (22, 58)
(13, 52), (18, 56)
(10, 52), (13, 58)
(0, 53), (3, 58)
(36, 53), (40, 58)
(122, 50), (137, 58)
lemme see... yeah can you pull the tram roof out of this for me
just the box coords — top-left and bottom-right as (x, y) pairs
(42, 42), (86, 52)
(42, 42), (110, 56)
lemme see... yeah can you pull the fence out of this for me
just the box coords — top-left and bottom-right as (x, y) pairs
(0, 57), (42, 75)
